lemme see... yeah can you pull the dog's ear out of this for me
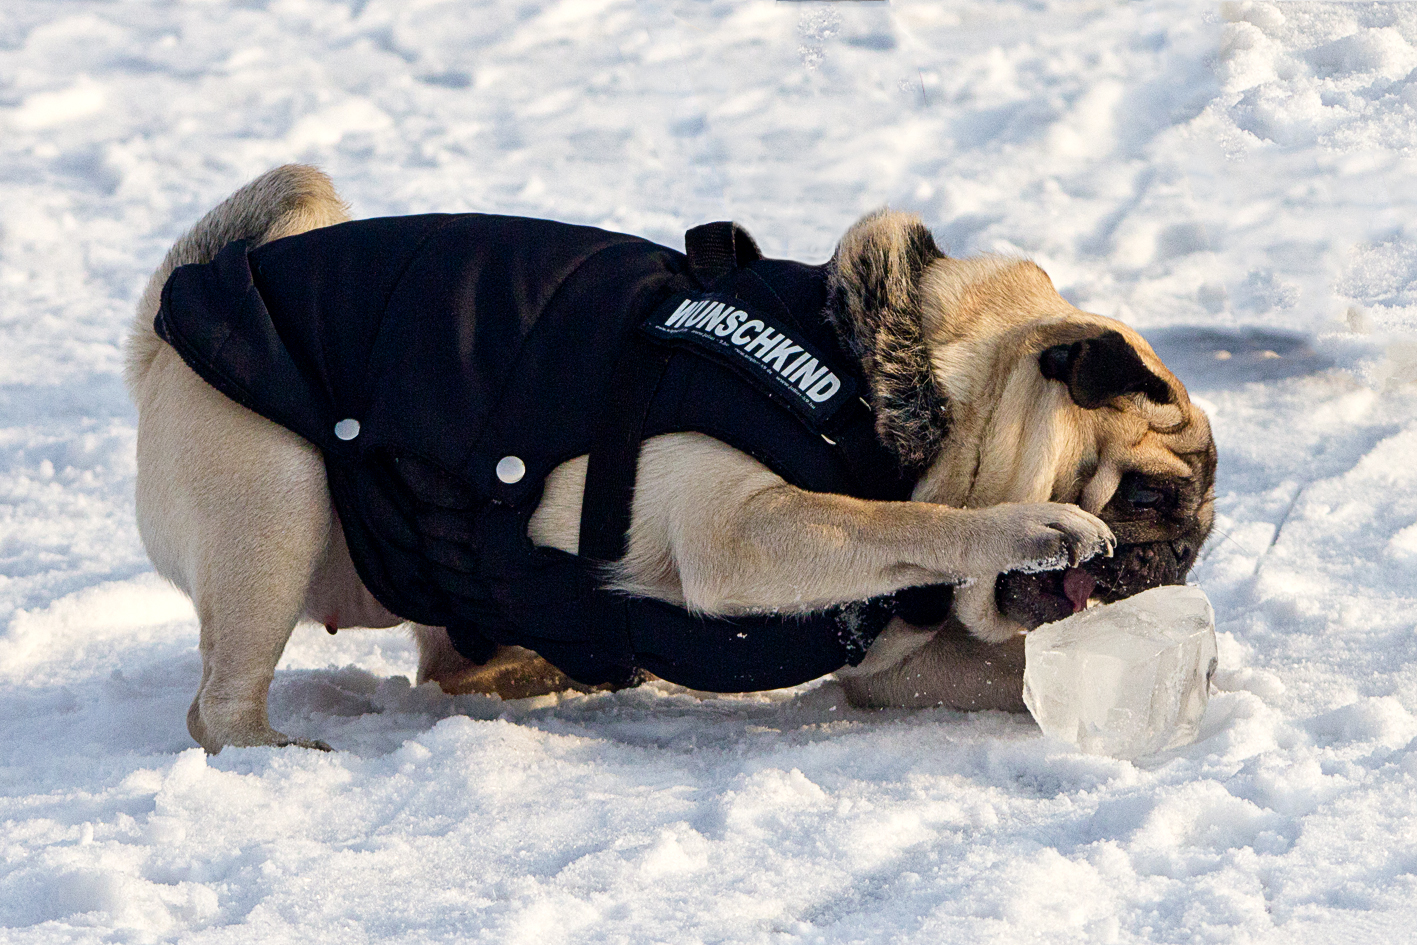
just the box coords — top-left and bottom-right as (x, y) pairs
(826, 209), (946, 469)
(1039, 330), (1173, 409)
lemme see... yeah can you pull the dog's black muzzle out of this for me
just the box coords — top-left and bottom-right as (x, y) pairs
(994, 539), (1196, 631)
(1086, 538), (1195, 602)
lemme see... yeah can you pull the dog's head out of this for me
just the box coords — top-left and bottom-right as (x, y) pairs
(828, 209), (1216, 642)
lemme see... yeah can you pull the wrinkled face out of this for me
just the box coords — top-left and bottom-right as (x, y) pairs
(995, 448), (1217, 629)
(991, 330), (1217, 630)
(912, 257), (1217, 639)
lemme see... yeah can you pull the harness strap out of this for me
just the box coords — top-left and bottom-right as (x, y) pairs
(730, 265), (912, 501)
(580, 222), (764, 564)
(572, 223), (760, 682)
(578, 340), (672, 563)
(572, 223), (944, 684)
(568, 337), (670, 686)
(684, 221), (762, 285)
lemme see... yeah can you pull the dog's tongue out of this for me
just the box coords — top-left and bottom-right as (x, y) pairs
(1062, 568), (1096, 613)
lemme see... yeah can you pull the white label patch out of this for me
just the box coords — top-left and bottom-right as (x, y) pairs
(642, 292), (857, 425)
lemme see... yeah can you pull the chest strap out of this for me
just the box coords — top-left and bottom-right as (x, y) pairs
(572, 223), (949, 685)
(578, 221), (757, 566)
(571, 223), (757, 683)
(578, 340), (672, 565)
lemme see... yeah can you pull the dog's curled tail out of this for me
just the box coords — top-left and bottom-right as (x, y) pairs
(124, 164), (350, 393)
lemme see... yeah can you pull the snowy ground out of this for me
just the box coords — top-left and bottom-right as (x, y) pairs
(3, 0), (1417, 941)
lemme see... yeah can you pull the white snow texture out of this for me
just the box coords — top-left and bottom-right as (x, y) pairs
(3, 1), (1417, 942)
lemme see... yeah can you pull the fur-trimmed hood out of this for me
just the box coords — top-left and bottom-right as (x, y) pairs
(825, 209), (949, 472)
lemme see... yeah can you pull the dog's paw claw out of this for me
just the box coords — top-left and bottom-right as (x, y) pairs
(975, 502), (1115, 576)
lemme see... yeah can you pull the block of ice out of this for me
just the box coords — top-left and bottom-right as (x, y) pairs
(1022, 585), (1217, 759)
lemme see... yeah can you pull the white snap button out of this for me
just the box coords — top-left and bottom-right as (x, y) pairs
(496, 455), (526, 484)
(334, 418), (361, 441)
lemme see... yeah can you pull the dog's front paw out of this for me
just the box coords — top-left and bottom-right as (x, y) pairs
(966, 503), (1115, 576)
(1013, 502), (1115, 572)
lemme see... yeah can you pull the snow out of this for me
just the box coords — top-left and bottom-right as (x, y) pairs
(3, 0), (1417, 940)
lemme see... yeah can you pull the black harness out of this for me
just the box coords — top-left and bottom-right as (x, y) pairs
(156, 214), (951, 692)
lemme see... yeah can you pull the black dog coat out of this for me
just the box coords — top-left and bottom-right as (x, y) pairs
(156, 213), (949, 691)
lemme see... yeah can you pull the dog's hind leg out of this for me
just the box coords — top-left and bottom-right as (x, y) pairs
(136, 349), (335, 752)
(127, 165), (352, 751)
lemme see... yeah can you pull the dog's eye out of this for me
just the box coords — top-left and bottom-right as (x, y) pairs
(1120, 473), (1170, 510)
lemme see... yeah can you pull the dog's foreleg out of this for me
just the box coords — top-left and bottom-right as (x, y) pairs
(632, 433), (1112, 615)
(533, 432), (1113, 616)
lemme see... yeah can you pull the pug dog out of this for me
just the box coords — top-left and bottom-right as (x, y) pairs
(125, 166), (1215, 752)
